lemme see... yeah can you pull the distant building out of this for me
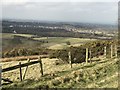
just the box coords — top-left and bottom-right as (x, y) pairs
(9, 25), (13, 27)
(13, 30), (17, 34)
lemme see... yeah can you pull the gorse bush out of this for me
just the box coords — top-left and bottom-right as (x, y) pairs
(50, 40), (117, 63)
(2, 40), (117, 60)
(49, 47), (86, 63)
(2, 47), (52, 58)
(69, 47), (86, 63)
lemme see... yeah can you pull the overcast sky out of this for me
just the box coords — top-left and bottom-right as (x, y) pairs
(2, 0), (118, 24)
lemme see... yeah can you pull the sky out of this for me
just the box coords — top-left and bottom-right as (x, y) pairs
(2, 0), (119, 24)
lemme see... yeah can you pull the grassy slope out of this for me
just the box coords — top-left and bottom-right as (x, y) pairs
(2, 57), (119, 89)
(2, 33), (118, 88)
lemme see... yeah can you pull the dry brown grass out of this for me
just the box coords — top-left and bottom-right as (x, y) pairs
(1, 57), (119, 88)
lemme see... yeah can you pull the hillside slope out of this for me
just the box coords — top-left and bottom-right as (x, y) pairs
(2, 56), (119, 89)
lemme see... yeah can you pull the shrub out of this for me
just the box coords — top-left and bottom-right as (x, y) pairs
(50, 40), (115, 63)
(66, 41), (71, 45)
(2, 47), (52, 58)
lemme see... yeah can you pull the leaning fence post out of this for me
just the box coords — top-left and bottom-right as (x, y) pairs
(111, 45), (113, 58)
(86, 48), (88, 64)
(115, 44), (118, 58)
(104, 46), (107, 58)
(38, 57), (43, 76)
(23, 58), (30, 80)
(89, 49), (92, 63)
(68, 51), (72, 68)
(19, 62), (22, 81)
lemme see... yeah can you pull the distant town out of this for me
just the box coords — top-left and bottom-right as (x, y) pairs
(2, 20), (118, 40)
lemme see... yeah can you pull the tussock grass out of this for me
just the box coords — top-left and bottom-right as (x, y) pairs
(2, 57), (119, 88)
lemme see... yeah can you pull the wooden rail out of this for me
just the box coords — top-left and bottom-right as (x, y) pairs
(2, 44), (118, 84)
(2, 57), (44, 83)
(2, 60), (41, 73)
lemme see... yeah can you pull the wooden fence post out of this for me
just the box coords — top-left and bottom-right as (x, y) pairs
(19, 62), (22, 81)
(89, 49), (92, 63)
(68, 51), (72, 68)
(86, 48), (88, 64)
(38, 57), (43, 76)
(115, 44), (117, 58)
(111, 45), (113, 58)
(0, 65), (1, 86)
(23, 58), (30, 80)
(104, 46), (107, 58)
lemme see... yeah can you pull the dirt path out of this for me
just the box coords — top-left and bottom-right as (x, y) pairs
(0, 55), (49, 62)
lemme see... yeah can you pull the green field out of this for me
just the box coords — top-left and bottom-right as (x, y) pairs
(2, 33), (34, 39)
(2, 33), (97, 50)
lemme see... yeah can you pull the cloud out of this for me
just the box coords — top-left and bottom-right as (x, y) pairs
(2, 0), (29, 5)
(70, 0), (119, 2)
(2, 2), (118, 24)
(2, 0), (119, 6)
